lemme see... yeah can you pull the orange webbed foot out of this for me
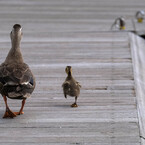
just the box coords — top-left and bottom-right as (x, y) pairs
(14, 112), (24, 115)
(3, 109), (17, 118)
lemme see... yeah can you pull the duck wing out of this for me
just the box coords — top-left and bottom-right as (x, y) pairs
(0, 63), (35, 99)
(62, 80), (80, 97)
(76, 81), (81, 88)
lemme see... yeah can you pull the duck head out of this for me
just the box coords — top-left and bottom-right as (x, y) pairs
(136, 10), (145, 23)
(65, 66), (72, 75)
(119, 17), (125, 30)
(10, 24), (22, 43)
(111, 17), (125, 30)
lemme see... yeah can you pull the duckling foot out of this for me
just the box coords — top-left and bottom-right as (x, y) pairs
(3, 109), (17, 118)
(71, 103), (78, 107)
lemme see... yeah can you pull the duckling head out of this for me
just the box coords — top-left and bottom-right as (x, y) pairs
(65, 66), (72, 75)
(10, 24), (22, 42)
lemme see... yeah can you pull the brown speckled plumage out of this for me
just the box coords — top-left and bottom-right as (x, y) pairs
(0, 62), (35, 99)
(0, 24), (35, 118)
(62, 66), (81, 107)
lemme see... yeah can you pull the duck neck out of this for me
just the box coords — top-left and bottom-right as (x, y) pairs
(5, 38), (24, 64)
(67, 71), (72, 78)
(12, 37), (21, 49)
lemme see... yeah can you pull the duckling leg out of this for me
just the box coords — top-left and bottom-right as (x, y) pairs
(64, 94), (67, 98)
(15, 99), (26, 115)
(3, 96), (16, 118)
(71, 96), (78, 107)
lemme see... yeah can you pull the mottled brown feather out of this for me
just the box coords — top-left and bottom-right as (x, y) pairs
(62, 66), (81, 98)
(0, 24), (35, 99)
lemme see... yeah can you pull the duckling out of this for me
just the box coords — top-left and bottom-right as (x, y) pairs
(0, 24), (36, 118)
(62, 66), (81, 107)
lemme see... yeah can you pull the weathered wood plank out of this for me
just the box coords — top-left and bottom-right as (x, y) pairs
(0, 0), (143, 144)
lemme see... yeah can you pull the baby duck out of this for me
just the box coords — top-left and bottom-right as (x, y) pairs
(0, 24), (36, 118)
(62, 66), (81, 107)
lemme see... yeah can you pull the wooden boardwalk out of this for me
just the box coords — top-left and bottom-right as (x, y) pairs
(0, 0), (145, 144)
(0, 32), (141, 144)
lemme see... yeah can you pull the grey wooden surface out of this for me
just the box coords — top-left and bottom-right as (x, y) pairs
(0, 31), (140, 144)
(130, 33), (145, 145)
(0, 0), (144, 144)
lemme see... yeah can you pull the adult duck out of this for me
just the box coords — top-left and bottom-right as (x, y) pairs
(111, 17), (126, 30)
(0, 24), (36, 118)
(62, 66), (81, 107)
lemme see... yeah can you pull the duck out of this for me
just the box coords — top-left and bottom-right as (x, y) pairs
(136, 10), (145, 23)
(62, 66), (81, 107)
(0, 24), (36, 118)
(111, 17), (126, 30)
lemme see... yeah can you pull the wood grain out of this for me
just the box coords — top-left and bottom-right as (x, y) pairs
(0, 0), (144, 144)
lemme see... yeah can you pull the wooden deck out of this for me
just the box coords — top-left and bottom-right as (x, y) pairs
(0, 32), (141, 144)
(0, 0), (145, 145)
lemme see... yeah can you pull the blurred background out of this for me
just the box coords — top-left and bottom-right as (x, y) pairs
(0, 0), (145, 41)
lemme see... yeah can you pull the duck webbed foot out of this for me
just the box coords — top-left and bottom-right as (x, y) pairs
(3, 96), (17, 118)
(14, 111), (24, 115)
(71, 96), (78, 107)
(71, 103), (78, 107)
(3, 108), (17, 118)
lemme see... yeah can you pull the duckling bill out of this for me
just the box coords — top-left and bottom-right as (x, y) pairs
(0, 24), (36, 118)
(62, 66), (81, 107)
